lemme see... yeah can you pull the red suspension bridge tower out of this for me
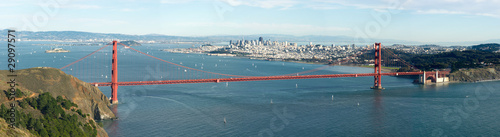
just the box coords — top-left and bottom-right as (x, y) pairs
(111, 40), (118, 104)
(371, 43), (384, 89)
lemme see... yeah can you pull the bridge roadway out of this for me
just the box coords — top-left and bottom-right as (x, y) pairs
(90, 72), (426, 86)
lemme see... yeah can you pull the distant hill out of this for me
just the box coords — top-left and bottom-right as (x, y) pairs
(470, 43), (500, 52)
(1, 29), (415, 44)
(357, 48), (500, 72)
(119, 40), (141, 46)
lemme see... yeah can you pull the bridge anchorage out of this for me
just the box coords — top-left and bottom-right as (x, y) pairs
(62, 40), (444, 104)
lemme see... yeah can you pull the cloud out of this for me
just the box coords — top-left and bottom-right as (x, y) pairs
(0, 3), (24, 7)
(220, 0), (299, 9)
(169, 22), (351, 36)
(416, 9), (466, 15)
(70, 18), (128, 25)
(404, 0), (500, 17)
(160, 0), (190, 4)
(118, 8), (145, 12)
(216, 0), (500, 18)
(61, 4), (102, 9)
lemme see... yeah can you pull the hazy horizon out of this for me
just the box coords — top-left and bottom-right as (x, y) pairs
(2, 0), (500, 43)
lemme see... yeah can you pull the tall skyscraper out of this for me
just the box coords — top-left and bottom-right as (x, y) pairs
(259, 37), (263, 43)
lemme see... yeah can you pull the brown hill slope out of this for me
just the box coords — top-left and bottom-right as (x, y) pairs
(0, 118), (35, 137)
(449, 66), (500, 82)
(0, 67), (115, 120)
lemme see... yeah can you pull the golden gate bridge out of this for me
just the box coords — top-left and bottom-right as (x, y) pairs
(60, 41), (447, 104)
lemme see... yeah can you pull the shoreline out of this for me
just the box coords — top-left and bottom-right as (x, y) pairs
(180, 51), (398, 72)
(169, 51), (500, 83)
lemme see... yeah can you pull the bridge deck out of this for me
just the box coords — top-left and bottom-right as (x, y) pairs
(90, 72), (427, 86)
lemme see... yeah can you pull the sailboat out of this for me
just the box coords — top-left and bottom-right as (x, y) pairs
(332, 95), (334, 101)
(270, 99), (273, 104)
(224, 117), (226, 123)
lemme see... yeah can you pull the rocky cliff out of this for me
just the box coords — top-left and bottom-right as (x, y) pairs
(449, 66), (500, 82)
(0, 67), (116, 137)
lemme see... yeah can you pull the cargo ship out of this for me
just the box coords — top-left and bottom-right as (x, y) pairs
(45, 48), (70, 53)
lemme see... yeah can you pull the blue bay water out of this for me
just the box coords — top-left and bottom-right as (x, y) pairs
(1, 41), (500, 136)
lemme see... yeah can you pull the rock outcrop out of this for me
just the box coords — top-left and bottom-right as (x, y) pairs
(449, 66), (500, 82)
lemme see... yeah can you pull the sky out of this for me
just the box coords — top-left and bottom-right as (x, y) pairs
(1, 0), (500, 43)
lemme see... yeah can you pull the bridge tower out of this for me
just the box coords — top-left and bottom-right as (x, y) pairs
(111, 40), (119, 104)
(371, 43), (383, 89)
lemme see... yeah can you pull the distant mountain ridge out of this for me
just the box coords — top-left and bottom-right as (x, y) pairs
(119, 40), (141, 46)
(470, 43), (500, 52)
(3, 29), (499, 46)
(2, 29), (415, 44)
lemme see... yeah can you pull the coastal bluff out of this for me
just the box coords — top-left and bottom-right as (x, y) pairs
(0, 67), (116, 137)
(0, 67), (116, 120)
(450, 66), (500, 82)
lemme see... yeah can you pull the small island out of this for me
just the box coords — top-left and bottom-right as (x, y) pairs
(45, 48), (70, 53)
